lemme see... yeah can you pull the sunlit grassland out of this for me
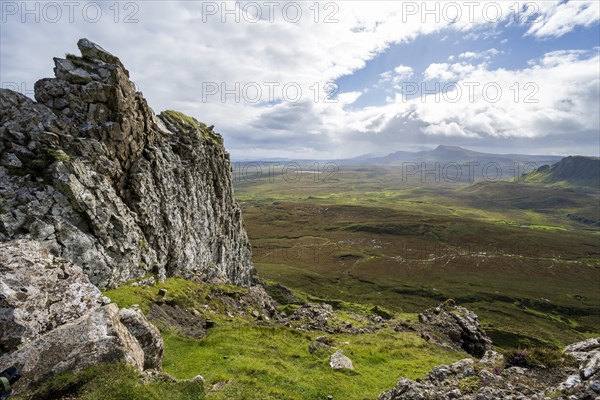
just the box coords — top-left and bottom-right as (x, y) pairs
(234, 166), (600, 348)
(104, 278), (463, 400)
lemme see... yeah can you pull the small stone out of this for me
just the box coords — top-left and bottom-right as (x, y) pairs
(447, 388), (461, 399)
(158, 289), (168, 298)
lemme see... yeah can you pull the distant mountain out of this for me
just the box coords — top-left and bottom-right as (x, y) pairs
(359, 145), (562, 166)
(232, 146), (566, 183)
(523, 156), (600, 190)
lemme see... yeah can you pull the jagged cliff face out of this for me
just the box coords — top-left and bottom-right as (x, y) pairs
(0, 39), (254, 288)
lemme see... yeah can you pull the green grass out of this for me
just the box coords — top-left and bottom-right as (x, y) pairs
(234, 166), (600, 349)
(162, 326), (461, 400)
(160, 110), (221, 144)
(162, 110), (203, 131)
(103, 278), (463, 400)
(458, 376), (480, 394)
(41, 147), (71, 163)
(103, 277), (247, 323)
(17, 363), (204, 400)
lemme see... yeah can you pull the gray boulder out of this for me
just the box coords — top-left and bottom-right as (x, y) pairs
(0, 304), (144, 393)
(564, 337), (600, 382)
(0, 239), (108, 353)
(0, 238), (164, 395)
(329, 350), (354, 371)
(119, 308), (164, 370)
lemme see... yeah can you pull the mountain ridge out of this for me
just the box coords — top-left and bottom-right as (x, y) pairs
(523, 155), (600, 190)
(233, 145), (564, 166)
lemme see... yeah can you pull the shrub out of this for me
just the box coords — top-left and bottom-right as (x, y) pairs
(504, 347), (576, 369)
(458, 376), (480, 394)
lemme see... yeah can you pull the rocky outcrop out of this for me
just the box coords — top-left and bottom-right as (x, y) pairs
(563, 337), (600, 396)
(0, 239), (163, 394)
(0, 239), (109, 353)
(286, 303), (334, 331)
(418, 301), (492, 357)
(378, 338), (600, 400)
(0, 38), (254, 289)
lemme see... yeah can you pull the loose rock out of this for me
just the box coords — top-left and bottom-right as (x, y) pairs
(329, 350), (355, 371)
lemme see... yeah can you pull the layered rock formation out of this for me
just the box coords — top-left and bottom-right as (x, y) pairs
(0, 39), (254, 289)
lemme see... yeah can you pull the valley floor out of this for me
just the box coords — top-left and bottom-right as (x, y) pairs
(234, 166), (600, 349)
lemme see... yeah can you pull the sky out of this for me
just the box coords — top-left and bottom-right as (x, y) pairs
(1, 0), (599, 160)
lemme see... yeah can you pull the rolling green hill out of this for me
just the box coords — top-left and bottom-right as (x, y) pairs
(523, 156), (600, 191)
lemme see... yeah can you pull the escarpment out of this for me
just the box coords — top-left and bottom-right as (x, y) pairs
(0, 39), (254, 289)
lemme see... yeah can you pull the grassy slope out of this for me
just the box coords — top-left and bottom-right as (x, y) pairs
(16, 363), (205, 400)
(103, 278), (462, 400)
(234, 166), (600, 348)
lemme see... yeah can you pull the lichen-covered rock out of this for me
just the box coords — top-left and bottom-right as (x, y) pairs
(0, 39), (254, 289)
(241, 285), (279, 319)
(0, 239), (164, 395)
(378, 337), (600, 400)
(0, 239), (108, 353)
(479, 350), (504, 368)
(418, 300), (492, 357)
(119, 308), (164, 370)
(0, 304), (144, 394)
(564, 337), (600, 387)
(329, 350), (354, 371)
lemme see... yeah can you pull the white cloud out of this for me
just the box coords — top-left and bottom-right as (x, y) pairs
(423, 62), (482, 81)
(378, 49), (600, 144)
(458, 48), (500, 60)
(0, 1), (599, 158)
(525, 1), (600, 38)
(535, 49), (589, 67)
(379, 65), (414, 89)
